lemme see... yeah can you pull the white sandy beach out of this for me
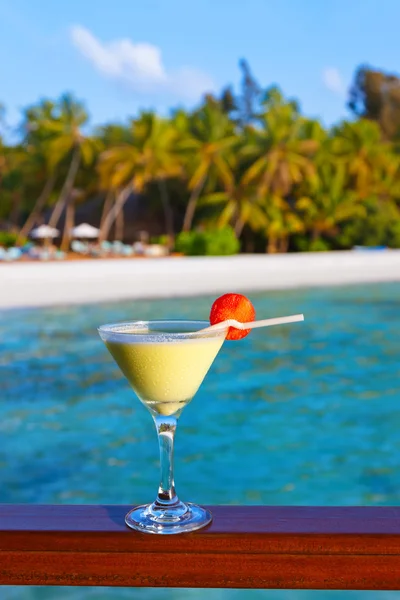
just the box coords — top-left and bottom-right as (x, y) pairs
(0, 250), (400, 310)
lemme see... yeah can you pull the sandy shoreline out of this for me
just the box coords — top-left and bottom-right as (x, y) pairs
(1, 250), (400, 310)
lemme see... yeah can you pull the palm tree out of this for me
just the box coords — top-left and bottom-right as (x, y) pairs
(98, 112), (182, 245)
(297, 159), (366, 246)
(331, 119), (392, 199)
(241, 94), (320, 251)
(0, 145), (29, 232)
(179, 103), (237, 232)
(199, 165), (267, 237)
(17, 101), (59, 241)
(242, 103), (319, 199)
(0, 135), (7, 195)
(135, 112), (183, 243)
(93, 124), (134, 239)
(95, 123), (134, 146)
(262, 195), (305, 253)
(43, 94), (98, 250)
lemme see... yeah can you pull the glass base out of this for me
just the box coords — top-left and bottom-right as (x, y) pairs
(125, 501), (212, 534)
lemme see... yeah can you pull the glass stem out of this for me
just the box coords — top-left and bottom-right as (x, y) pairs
(154, 415), (179, 507)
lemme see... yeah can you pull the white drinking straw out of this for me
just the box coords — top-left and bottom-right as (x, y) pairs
(201, 313), (304, 333)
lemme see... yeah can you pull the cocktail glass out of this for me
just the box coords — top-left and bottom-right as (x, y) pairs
(98, 320), (226, 534)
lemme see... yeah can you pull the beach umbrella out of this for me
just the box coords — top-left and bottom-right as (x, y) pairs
(71, 223), (100, 239)
(30, 225), (60, 239)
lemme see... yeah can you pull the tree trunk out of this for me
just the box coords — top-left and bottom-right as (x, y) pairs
(0, 154), (6, 193)
(18, 173), (57, 242)
(278, 234), (289, 253)
(311, 227), (319, 242)
(234, 217), (245, 237)
(244, 231), (255, 253)
(99, 185), (132, 243)
(115, 200), (125, 241)
(158, 179), (174, 248)
(182, 176), (206, 232)
(9, 193), (22, 230)
(99, 190), (114, 232)
(48, 146), (81, 228)
(60, 192), (75, 252)
(267, 234), (278, 253)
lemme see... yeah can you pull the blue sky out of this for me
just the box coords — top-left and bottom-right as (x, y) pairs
(1, 0), (399, 134)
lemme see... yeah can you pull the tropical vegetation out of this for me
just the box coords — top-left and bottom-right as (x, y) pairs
(1, 62), (400, 254)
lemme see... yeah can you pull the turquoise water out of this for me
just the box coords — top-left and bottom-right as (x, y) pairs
(1, 283), (400, 599)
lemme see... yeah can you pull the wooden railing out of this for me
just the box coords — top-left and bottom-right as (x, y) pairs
(1, 505), (400, 589)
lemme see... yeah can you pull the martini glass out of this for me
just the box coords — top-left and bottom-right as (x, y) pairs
(98, 320), (226, 534)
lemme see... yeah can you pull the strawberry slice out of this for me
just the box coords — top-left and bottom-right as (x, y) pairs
(209, 293), (256, 340)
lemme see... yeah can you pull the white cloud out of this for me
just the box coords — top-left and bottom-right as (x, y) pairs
(322, 67), (346, 96)
(70, 25), (214, 100)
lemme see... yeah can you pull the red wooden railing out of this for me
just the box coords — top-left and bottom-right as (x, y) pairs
(1, 505), (400, 589)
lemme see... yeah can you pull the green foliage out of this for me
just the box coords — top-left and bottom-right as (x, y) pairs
(0, 231), (27, 247)
(388, 221), (400, 248)
(309, 238), (331, 252)
(1, 62), (400, 253)
(337, 198), (400, 248)
(175, 227), (239, 256)
(150, 234), (170, 246)
(174, 232), (194, 254)
(292, 235), (332, 252)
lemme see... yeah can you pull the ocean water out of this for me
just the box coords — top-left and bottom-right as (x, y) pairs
(1, 283), (400, 600)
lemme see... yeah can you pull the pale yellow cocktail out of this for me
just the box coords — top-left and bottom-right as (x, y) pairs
(99, 319), (227, 535)
(105, 333), (224, 416)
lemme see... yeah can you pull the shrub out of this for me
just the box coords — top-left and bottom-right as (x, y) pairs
(175, 227), (240, 256)
(292, 235), (332, 252)
(150, 234), (170, 246)
(174, 231), (197, 255)
(308, 238), (331, 252)
(337, 198), (400, 249)
(388, 220), (400, 248)
(0, 231), (27, 248)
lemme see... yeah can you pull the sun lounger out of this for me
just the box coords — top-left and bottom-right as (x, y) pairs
(71, 240), (89, 255)
(4, 247), (22, 261)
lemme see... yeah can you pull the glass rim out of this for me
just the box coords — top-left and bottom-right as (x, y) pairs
(98, 319), (227, 343)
